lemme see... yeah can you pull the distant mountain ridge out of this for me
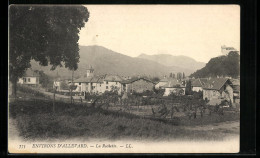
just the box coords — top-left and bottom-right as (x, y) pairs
(138, 53), (205, 72)
(30, 45), (204, 79)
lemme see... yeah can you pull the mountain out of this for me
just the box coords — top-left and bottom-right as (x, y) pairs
(190, 51), (240, 78)
(30, 45), (198, 79)
(138, 54), (205, 72)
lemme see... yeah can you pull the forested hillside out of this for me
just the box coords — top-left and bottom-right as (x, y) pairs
(190, 51), (240, 78)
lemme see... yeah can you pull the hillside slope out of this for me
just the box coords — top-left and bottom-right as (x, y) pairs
(138, 54), (205, 72)
(30, 45), (196, 78)
(190, 51), (240, 78)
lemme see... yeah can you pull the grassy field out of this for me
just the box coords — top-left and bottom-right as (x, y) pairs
(9, 96), (239, 141)
(108, 105), (240, 126)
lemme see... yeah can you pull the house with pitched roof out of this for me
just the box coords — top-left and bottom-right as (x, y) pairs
(121, 77), (155, 93)
(73, 67), (124, 94)
(18, 69), (40, 86)
(161, 79), (185, 96)
(202, 78), (233, 105)
(191, 78), (208, 92)
(155, 77), (171, 90)
(102, 74), (123, 93)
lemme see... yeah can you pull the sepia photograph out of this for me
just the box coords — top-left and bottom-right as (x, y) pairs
(8, 5), (240, 153)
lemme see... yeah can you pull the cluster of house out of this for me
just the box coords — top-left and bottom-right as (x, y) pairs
(71, 67), (240, 106)
(18, 67), (240, 106)
(71, 67), (156, 95)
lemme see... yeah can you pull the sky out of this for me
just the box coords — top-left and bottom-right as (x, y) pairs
(78, 5), (240, 63)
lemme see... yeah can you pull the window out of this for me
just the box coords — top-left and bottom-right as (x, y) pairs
(106, 81), (108, 84)
(79, 82), (81, 85)
(106, 86), (108, 89)
(116, 82), (118, 85)
(23, 78), (26, 82)
(28, 78), (30, 82)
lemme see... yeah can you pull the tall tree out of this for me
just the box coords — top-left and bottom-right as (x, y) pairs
(185, 80), (192, 95)
(36, 70), (52, 89)
(172, 73), (175, 79)
(177, 72), (182, 80)
(9, 5), (89, 97)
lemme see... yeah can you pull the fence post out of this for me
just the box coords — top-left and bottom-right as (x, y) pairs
(80, 97), (83, 106)
(53, 88), (56, 114)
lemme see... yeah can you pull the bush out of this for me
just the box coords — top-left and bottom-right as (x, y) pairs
(132, 90), (154, 97)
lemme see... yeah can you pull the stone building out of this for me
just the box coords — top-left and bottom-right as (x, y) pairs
(202, 78), (233, 105)
(121, 77), (155, 93)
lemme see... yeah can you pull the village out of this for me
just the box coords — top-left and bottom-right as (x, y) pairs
(16, 49), (240, 120)
(18, 66), (240, 105)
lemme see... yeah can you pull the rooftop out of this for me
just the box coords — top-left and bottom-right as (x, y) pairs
(103, 74), (123, 82)
(73, 74), (123, 83)
(121, 77), (155, 84)
(191, 78), (208, 87)
(202, 78), (232, 90)
(161, 79), (184, 88)
(23, 69), (40, 77)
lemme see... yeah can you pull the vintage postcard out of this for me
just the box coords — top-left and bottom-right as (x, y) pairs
(8, 5), (240, 153)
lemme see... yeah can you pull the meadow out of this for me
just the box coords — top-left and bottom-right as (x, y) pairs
(9, 97), (239, 141)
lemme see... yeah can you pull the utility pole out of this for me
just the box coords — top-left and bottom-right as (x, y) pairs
(53, 81), (56, 114)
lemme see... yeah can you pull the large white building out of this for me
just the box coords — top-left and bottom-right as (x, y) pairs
(18, 69), (40, 86)
(73, 67), (123, 94)
(160, 79), (185, 96)
(221, 45), (238, 55)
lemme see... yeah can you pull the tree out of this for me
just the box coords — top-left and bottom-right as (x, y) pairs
(185, 80), (192, 95)
(183, 72), (185, 79)
(60, 81), (69, 90)
(151, 77), (160, 83)
(177, 72), (182, 80)
(36, 70), (52, 89)
(169, 73), (173, 78)
(9, 5), (89, 97)
(172, 73), (175, 79)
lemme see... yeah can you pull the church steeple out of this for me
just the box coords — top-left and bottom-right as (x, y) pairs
(86, 65), (94, 77)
